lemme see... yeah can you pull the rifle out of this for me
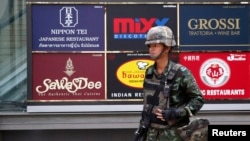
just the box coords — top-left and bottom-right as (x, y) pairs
(134, 105), (153, 141)
(134, 124), (147, 141)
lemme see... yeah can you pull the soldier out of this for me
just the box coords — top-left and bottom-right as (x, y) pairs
(138, 26), (205, 141)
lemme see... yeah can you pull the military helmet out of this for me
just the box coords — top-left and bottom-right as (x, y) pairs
(145, 26), (176, 47)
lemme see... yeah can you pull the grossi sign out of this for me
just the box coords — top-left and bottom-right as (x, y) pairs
(27, 3), (250, 112)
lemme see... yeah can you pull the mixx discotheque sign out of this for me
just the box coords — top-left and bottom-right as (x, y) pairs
(106, 4), (177, 51)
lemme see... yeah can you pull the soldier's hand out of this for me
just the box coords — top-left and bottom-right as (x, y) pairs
(155, 108), (165, 121)
(156, 108), (186, 121)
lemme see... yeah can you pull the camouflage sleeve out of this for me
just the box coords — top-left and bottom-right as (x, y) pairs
(179, 66), (205, 116)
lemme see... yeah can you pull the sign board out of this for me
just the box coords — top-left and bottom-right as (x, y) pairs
(107, 53), (154, 100)
(179, 52), (250, 100)
(106, 4), (177, 51)
(32, 53), (105, 100)
(32, 5), (105, 51)
(179, 4), (250, 51)
(27, 3), (250, 112)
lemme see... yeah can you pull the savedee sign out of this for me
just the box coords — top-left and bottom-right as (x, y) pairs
(32, 53), (105, 100)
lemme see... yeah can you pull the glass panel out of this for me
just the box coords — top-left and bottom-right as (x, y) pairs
(0, 0), (27, 111)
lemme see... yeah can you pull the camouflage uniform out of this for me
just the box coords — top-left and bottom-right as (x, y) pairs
(138, 26), (205, 141)
(142, 60), (205, 141)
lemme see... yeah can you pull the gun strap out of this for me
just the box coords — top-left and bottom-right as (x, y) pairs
(167, 63), (182, 81)
(165, 63), (182, 108)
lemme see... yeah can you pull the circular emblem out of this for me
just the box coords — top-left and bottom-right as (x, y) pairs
(200, 58), (230, 87)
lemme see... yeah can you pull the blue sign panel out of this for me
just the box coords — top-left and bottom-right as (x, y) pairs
(106, 4), (177, 51)
(32, 5), (104, 51)
(180, 4), (249, 50)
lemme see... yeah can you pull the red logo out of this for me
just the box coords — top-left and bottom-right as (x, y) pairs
(206, 64), (224, 84)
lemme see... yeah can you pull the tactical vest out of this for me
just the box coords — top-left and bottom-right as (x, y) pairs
(143, 62), (182, 125)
